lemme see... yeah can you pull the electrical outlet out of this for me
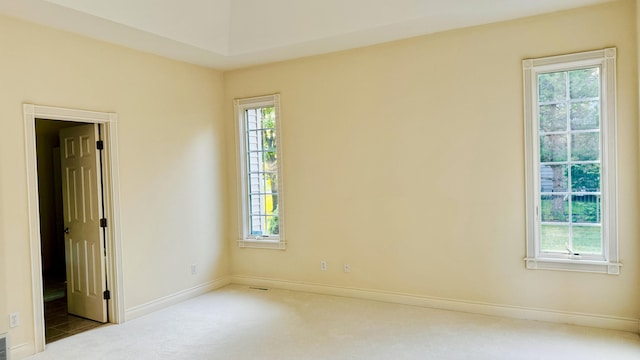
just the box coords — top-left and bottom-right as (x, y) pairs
(343, 264), (351, 273)
(191, 264), (197, 275)
(9, 312), (19, 328)
(320, 260), (327, 271)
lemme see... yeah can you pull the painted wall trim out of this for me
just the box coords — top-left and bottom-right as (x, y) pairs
(125, 276), (231, 321)
(231, 275), (640, 333)
(9, 342), (32, 360)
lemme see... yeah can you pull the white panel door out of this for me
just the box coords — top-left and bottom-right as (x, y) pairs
(60, 124), (107, 323)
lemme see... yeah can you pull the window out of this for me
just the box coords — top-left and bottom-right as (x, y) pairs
(234, 94), (285, 249)
(523, 48), (620, 274)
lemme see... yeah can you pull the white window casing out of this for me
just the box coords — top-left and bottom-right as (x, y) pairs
(523, 48), (620, 274)
(234, 94), (285, 250)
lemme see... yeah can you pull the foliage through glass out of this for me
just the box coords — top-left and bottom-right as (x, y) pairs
(537, 67), (602, 255)
(245, 106), (279, 237)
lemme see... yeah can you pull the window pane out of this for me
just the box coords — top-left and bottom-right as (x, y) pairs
(248, 194), (278, 216)
(246, 105), (278, 239)
(261, 107), (276, 129)
(250, 215), (265, 235)
(539, 104), (567, 132)
(246, 109), (259, 130)
(248, 130), (277, 152)
(572, 195), (600, 224)
(266, 215), (279, 235)
(571, 164), (600, 192)
(263, 151), (277, 168)
(540, 165), (568, 192)
(248, 173), (277, 194)
(572, 226), (602, 254)
(248, 172), (265, 193)
(248, 163), (261, 173)
(540, 224), (569, 252)
(541, 195), (569, 222)
(263, 129), (277, 150)
(570, 101), (599, 130)
(571, 132), (599, 161)
(249, 215), (279, 236)
(248, 194), (264, 216)
(247, 130), (263, 151)
(569, 68), (599, 99)
(538, 72), (566, 102)
(540, 135), (567, 162)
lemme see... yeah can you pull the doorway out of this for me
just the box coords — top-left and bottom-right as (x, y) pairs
(24, 105), (124, 353)
(36, 120), (106, 342)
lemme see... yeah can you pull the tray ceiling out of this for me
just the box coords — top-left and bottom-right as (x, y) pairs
(0, 0), (613, 69)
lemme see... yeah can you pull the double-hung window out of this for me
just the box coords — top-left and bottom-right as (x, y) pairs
(235, 94), (285, 249)
(523, 48), (620, 274)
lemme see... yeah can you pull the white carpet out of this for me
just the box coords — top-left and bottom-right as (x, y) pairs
(27, 285), (640, 359)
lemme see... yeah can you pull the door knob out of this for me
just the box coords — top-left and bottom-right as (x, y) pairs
(64, 227), (70, 234)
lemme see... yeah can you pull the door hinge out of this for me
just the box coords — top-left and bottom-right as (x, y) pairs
(103, 290), (110, 300)
(100, 218), (108, 228)
(96, 140), (104, 150)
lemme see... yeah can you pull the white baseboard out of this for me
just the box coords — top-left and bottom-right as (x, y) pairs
(9, 342), (33, 360)
(125, 276), (231, 321)
(231, 275), (640, 333)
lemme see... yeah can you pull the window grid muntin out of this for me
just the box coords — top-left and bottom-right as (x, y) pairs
(537, 66), (603, 256)
(244, 106), (279, 237)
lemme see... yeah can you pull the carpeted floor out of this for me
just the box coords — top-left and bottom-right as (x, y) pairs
(27, 285), (640, 360)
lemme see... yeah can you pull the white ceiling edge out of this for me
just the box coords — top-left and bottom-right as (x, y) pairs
(43, 0), (232, 55)
(0, 0), (616, 70)
(0, 0), (232, 68)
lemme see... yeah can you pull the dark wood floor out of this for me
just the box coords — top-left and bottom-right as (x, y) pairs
(44, 293), (104, 343)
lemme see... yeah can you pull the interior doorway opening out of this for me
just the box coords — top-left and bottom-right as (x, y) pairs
(24, 104), (124, 354)
(36, 120), (107, 343)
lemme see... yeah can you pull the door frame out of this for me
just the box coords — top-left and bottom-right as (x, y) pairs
(23, 104), (125, 352)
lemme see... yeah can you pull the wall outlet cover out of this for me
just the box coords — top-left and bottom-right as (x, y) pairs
(9, 313), (19, 328)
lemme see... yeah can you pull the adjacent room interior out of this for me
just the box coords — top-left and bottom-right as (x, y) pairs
(0, 0), (639, 359)
(35, 119), (108, 343)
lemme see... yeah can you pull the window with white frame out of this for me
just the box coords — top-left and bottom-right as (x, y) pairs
(523, 48), (620, 274)
(235, 94), (285, 249)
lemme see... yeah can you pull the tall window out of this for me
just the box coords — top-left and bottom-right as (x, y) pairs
(523, 48), (619, 274)
(235, 94), (285, 249)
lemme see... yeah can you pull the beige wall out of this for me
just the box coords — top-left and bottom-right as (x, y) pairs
(0, 14), (229, 353)
(225, 0), (639, 319)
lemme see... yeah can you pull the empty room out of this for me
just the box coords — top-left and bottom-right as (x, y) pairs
(0, 0), (639, 359)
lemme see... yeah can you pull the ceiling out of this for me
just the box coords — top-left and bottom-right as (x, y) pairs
(0, 0), (613, 70)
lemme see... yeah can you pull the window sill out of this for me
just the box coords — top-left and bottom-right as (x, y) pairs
(238, 239), (286, 250)
(524, 257), (621, 274)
